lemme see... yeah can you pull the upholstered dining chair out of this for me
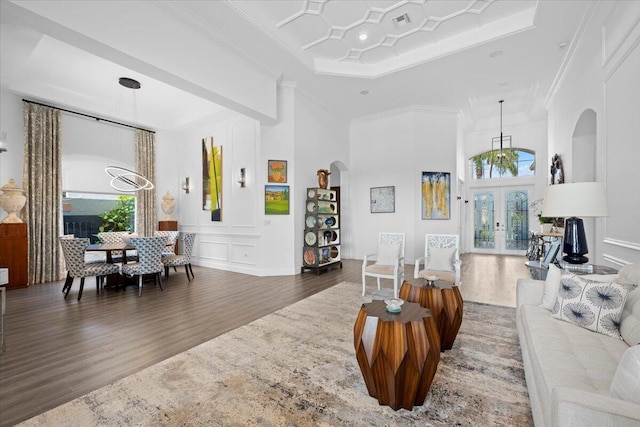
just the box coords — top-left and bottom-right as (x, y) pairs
(362, 232), (406, 298)
(121, 236), (166, 296)
(59, 237), (120, 301)
(414, 234), (461, 285)
(154, 230), (180, 257)
(162, 232), (196, 280)
(97, 231), (137, 262)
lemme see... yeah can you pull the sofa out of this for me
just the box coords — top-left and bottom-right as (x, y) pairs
(516, 263), (640, 427)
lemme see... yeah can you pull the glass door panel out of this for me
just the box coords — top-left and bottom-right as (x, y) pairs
(504, 190), (529, 251)
(473, 191), (495, 249)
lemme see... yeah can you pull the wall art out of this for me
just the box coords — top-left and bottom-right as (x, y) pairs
(421, 171), (450, 220)
(268, 160), (287, 183)
(202, 136), (222, 221)
(370, 186), (395, 213)
(265, 185), (289, 215)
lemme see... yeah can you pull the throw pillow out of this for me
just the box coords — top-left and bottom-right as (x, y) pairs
(617, 264), (640, 285)
(540, 264), (563, 310)
(376, 243), (401, 266)
(551, 274), (634, 339)
(610, 345), (640, 404)
(426, 246), (456, 272)
(620, 287), (640, 346)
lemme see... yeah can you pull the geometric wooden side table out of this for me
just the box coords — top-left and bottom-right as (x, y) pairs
(353, 300), (440, 410)
(399, 280), (464, 351)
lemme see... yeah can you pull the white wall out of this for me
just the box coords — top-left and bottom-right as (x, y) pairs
(349, 107), (458, 263)
(0, 90), (25, 212)
(547, 1), (640, 266)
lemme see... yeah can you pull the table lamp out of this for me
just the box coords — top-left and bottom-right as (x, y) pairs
(541, 182), (608, 264)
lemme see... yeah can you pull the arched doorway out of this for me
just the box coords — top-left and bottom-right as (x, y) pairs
(330, 161), (350, 258)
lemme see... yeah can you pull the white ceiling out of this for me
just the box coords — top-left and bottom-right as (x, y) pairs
(0, 0), (592, 130)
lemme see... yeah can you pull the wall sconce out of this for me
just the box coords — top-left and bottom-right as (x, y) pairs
(182, 177), (190, 194)
(238, 168), (246, 188)
(0, 131), (7, 153)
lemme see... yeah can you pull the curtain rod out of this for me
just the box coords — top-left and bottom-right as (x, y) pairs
(22, 99), (156, 134)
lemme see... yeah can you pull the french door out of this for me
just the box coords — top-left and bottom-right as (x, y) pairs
(471, 186), (531, 255)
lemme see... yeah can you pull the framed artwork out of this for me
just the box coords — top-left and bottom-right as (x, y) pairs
(421, 171), (450, 220)
(265, 185), (289, 215)
(268, 160), (287, 183)
(370, 186), (395, 213)
(202, 136), (222, 221)
(541, 240), (561, 268)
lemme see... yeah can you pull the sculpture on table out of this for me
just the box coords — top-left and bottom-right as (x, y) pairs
(317, 169), (330, 189)
(0, 178), (26, 224)
(160, 191), (176, 220)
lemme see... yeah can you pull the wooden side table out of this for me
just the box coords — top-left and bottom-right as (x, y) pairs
(353, 300), (440, 411)
(399, 280), (464, 351)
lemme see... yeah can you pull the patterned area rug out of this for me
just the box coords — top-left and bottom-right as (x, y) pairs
(20, 282), (532, 426)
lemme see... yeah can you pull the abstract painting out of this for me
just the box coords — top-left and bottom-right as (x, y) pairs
(421, 171), (450, 220)
(202, 136), (222, 221)
(265, 185), (289, 215)
(370, 186), (395, 213)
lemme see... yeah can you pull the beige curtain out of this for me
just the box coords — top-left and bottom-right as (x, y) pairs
(135, 129), (156, 236)
(22, 102), (63, 284)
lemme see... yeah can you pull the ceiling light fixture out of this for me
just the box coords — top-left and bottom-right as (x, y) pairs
(359, 32), (368, 41)
(105, 77), (154, 192)
(360, 90), (369, 95)
(491, 100), (512, 165)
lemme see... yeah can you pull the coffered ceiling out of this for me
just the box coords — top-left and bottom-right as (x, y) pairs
(0, 0), (593, 129)
(229, 0), (537, 78)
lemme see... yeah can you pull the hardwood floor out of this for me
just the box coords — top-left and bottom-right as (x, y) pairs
(0, 255), (529, 426)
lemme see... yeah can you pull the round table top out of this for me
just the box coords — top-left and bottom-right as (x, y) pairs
(360, 300), (432, 323)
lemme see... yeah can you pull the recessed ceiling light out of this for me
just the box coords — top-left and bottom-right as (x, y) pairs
(489, 50), (503, 58)
(360, 90), (369, 95)
(359, 32), (368, 41)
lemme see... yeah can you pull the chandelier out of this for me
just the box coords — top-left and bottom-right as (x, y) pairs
(104, 77), (153, 192)
(491, 100), (512, 165)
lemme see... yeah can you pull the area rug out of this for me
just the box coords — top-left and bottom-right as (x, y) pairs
(20, 282), (532, 426)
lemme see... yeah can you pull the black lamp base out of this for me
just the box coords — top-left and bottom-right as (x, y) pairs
(563, 254), (589, 264)
(563, 216), (589, 264)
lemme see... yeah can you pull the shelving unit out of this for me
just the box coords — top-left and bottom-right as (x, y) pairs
(301, 187), (342, 275)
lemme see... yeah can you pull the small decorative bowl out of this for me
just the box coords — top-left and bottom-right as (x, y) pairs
(425, 275), (439, 285)
(384, 298), (404, 313)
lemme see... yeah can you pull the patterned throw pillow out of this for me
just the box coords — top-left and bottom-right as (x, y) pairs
(551, 273), (636, 339)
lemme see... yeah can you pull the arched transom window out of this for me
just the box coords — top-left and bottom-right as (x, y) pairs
(469, 148), (535, 180)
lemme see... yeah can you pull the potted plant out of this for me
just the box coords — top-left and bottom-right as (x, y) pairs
(538, 215), (554, 233)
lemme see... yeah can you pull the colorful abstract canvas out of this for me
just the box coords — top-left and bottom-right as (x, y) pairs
(202, 137), (222, 221)
(421, 171), (450, 220)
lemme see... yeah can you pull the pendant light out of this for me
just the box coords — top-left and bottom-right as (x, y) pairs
(104, 77), (154, 192)
(491, 100), (512, 165)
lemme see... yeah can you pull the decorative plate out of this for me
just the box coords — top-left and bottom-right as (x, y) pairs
(307, 189), (316, 198)
(304, 248), (316, 265)
(305, 232), (317, 245)
(307, 202), (316, 213)
(325, 216), (336, 227)
(305, 216), (316, 228)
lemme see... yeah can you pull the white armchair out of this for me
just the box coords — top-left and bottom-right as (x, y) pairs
(362, 232), (406, 298)
(414, 234), (461, 285)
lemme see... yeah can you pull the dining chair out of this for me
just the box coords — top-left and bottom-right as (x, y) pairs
(121, 236), (166, 296)
(59, 237), (120, 301)
(162, 232), (196, 280)
(97, 231), (137, 262)
(362, 232), (406, 298)
(154, 230), (180, 257)
(414, 234), (461, 285)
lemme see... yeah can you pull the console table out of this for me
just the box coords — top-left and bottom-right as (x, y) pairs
(353, 300), (440, 410)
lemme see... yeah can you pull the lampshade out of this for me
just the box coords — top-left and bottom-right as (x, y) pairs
(541, 182), (608, 218)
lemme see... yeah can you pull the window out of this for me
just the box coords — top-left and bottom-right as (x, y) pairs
(63, 192), (135, 242)
(470, 149), (535, 180)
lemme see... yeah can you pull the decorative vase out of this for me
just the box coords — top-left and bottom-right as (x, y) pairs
(160, 191), (176, 220)
(0, 178), (27, 224)
(540, 223), (553, 233)
(317, 169), (330, 189)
